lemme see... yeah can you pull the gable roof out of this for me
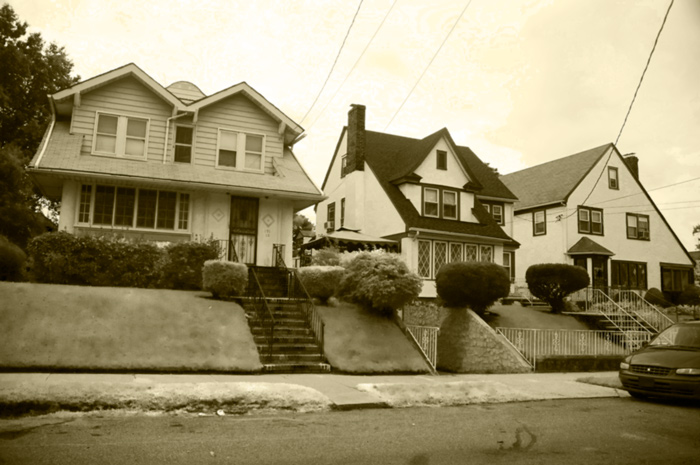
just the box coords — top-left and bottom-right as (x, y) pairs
(364, 130), (517, 244)
(500, 144), (613, 211)
(567, 237), (615, 256)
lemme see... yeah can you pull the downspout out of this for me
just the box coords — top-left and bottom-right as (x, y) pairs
(162, 112), (190, 164)
(34, 95), (57, 168)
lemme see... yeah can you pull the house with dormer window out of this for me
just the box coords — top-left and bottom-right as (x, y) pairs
(500, 144), (695, 299)
(315, 104), (519, 297)
(28, 63), (324, 266)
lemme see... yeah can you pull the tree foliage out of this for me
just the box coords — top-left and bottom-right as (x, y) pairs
(526, 263), (590, 313)
(435, 261), (511, 315)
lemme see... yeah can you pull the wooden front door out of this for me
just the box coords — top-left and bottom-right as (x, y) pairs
(230, 196), (258, 265)
(591, 256), (608, 291)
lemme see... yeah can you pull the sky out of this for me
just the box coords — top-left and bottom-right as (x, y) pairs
(12, 0), (700, 250)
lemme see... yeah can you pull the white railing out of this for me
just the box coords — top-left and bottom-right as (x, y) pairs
(616, 291), (674, 332)
(496, 328), (653, 370)
(406, 325), (439, 370)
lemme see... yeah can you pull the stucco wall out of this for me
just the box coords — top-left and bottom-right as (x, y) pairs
(512, 205), (567, 283)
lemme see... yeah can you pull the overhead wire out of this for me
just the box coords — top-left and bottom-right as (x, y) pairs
(300, 0), (364, 124)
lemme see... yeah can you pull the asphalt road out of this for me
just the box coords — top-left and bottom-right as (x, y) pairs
(1, 397), (699, 464)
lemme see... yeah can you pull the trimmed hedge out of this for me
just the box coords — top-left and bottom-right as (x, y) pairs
(435, 261), (510, 315)
(297, 265), (345, 304)
(203, 260), (248, 298)
(338, 252), (422, 316)
(0, 235), (26, 282)
(526, 263), (589, 313)
(678, 285), (700, 307)
(644, 287), (674, 308)
(159, 240), (221, 290)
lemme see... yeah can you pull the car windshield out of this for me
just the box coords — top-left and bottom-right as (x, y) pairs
(650, 325), (700, 349)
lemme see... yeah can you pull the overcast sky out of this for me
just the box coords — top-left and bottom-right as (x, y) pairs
(13, 0), (700, 249)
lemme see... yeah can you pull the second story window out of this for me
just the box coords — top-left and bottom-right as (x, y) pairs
(94, 113), (149, 159)
(443, 191), (458, 219)
(217, 130), (265, 172)
(578, 206), (603, 235)
(627, 213), (650, 240)
(218, 130), (237, 167)
(326, 202), (335, 231)
(340, 198), (345, 227)
(341, 155), (347, 177)
(436, 150), (447, 170)
(482, 202), (504, 225)
(424, 188), (439, 217)
(245, 134), (264, 170)
(608, 167), (619, 190)
(174, 126), (193, 163)
(533, 210), (546, 236)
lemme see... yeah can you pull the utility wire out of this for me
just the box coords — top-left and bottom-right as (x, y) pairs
(301, 0), (364, 124)
(383, 0), (473, 131)
(305, 0), (399, 133)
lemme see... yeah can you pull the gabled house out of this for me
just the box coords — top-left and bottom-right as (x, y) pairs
(28, 63), (323, 267)
(316, 104), (519, 297)
(500, 143), (695, 299)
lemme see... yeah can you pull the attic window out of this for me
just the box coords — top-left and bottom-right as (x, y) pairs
(436, 150), (447, 170)
(341, 155), (347, 177)
(608, 167), (619, 190)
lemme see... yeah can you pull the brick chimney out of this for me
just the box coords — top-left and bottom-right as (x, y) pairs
(623, 153), (639, 180)
(346, 104), (366, 174)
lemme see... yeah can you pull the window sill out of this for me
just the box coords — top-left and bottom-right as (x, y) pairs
(90, 152), (148, 162)
(75, 224), (191, 236)
(215, 165), (265, 174)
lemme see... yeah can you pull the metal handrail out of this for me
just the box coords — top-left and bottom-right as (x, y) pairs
(248, 268), (275, 360)
(588, 289), (653, 350)
(405, 325), (439, 371)
(289, 269), (325, 356)
(273, 244), (286, 268)
(616, 290), (674, 332)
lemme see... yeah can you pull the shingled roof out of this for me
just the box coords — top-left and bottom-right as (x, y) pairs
(364, 129), (518, 244)
(500, 144), (613, 211)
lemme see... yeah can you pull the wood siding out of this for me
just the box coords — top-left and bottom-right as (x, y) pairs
(72, 76), (173, 162)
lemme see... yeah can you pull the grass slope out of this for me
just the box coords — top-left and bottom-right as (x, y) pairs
(318, 302), (429, 374)
(0, 282), (262, 372)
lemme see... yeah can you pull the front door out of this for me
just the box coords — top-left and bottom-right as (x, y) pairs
(230, 196), (258, 265)
(591, 256), (608, 291)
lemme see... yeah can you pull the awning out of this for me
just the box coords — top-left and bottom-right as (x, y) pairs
(300, 228), (399, 252)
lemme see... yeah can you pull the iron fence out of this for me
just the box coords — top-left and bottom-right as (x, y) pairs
(406, 325), (439, 370)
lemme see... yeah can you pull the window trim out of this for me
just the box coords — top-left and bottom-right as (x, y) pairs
(626, 213), (650, 241)
(423, 187), (440, 218)
(608, 166), (619, 190)
(422, 186), (459, 220)
(578, 206), (604, 236)
(173, 124), (194, 164)
(340, 198), (345, 228)
(417, 239), (491, 280)
(611, 260), (647, 290)
(481, 201), (505, 225)
(533, 210), (546, 236)
(436, 150), (447, 170)
(341, 155), (347, 178)
(326, 202), (336, 232)
(92, 111), (150, 160)
(216, 128), (266, 173)
(442, 190), (458, 220)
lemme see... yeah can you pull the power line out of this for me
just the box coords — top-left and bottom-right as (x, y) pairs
(592, 175), (700, 206)
(383, 0), (473, 131)
(615, 0), (675, 146)
(300, 1), (364, 124)
(305, 0), (399, 133)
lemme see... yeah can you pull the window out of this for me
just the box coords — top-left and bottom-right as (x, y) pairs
(341, 155), (347, 177)
(78, 184), (190, 231)
(611, 261), (647, 290)
(93, 113), (149, 158)
(533, 210), (546, 236)
(217, 130), (265, 171)
(661, 265), (694, 293)
(443, 191), (458, 219)
(434, 242), (448, 276)
(503, 252), (515, 282)
(608, 167), (619, 190)
(174, 126), (193, 163)
(627, 213), (650, 240)
(418, 240), (432, 278)
(326, 202), (335, 231)
(465, 244), (478, 262)
(482, 201), (504, 225)
(578, 206), (603, 235)
(436, 150), (447, 170)
(424, 188), (439, 217)
(417, 239), (493, 279)
(340, 198), (345, 227)
(449, 243), (463, 263)
(480, 245), (493, 262)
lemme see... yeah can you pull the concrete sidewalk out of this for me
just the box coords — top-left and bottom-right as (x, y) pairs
(0, 371), (628, 415)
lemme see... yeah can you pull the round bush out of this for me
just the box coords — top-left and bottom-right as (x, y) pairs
(526, 263), (589, 313)
(644, 287), (674, 308)
(0, 235), (26, 281)
(296, 266), (345, 304)
(338, 252), (422, 316)
(678, 285), (700, 307)
(436, 261), (510, 314)
(311, 247), (341, 266)
(202, 260), (248, 298)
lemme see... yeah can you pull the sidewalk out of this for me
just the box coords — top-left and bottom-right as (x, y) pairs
(0, 371), (628, 416)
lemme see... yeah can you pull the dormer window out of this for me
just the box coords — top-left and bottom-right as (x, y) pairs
(93, 112), (149, 159)
(443, 191), (457, 219)
(481, 201), (505, 225)
(174, 126), (193, 163)
(217, 129), (265, 172)
(422, 187), (459, 220)
(424, 188), (439, 217)
(436, 150), (447, 170)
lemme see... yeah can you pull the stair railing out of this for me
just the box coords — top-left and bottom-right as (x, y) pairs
(588, 289), (653, 350)
(289, 270), (325, 357)
(248, 268), (275, 360)
(273, 244), (286, 268)
(616, 290), (674, 333)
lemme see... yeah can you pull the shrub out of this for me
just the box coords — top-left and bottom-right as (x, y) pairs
(159, 240), (221, 290)
(203, 260), (248, 298)
(526, 263), (590, 313)
(0, 235), (26, 281)
(311, 247), (341, 266)
(338, 252), (422, 316)
(436, 262), (510, 315)
(644, 287), (674, 308)
(678, 285), (700, 307)
(296, 266), (345, 304)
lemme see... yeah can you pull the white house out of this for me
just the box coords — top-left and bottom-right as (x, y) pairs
(500, 143), (695, 298)
(28, 63), (324, 266)
(315, 104), (519, 297)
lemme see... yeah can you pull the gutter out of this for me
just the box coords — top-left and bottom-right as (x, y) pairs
(407, 227), (509, 244)
(34, 95), (57, 168)
(162, 112), (191, 164)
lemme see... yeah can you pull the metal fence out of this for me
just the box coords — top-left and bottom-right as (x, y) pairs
(496, 327), (653, 370)
(406, 325), (439, 370)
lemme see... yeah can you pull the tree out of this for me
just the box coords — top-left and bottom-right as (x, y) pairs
(0, 3), (79, 248)
(526, 264), (590, 313)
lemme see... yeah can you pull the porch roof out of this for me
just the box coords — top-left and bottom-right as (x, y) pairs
(567, 237), (615, 256)
(300, 228), (399, 252)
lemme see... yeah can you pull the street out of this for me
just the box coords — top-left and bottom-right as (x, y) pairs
(1, 397), (699, 464)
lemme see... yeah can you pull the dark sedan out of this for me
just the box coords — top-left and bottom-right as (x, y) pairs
(619, 321), (700, 400)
